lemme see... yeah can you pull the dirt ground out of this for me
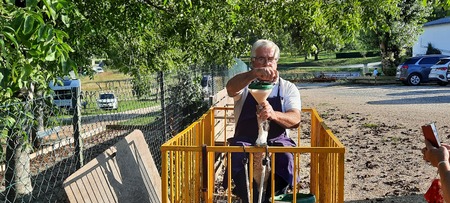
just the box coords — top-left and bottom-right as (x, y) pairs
(298, 82), (450, 203)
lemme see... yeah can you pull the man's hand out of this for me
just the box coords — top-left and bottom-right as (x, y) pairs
(257, 101), (275, 120)
(226, 67), (278, 97)
(253, 67), (278, 83)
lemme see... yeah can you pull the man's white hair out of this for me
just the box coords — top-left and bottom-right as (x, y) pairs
(250, 39), (280, 59)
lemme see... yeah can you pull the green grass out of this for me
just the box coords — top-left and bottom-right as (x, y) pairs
(81, 99), (158, 116)
(118, 111), (161, 125)
(69, 68), (160, 124)
(241, 52), (381, 75)
(278, 55), (381, 68)
(277, 53), (382, 78)
(80, 52), (381, 91)
(363, 123), (379, 128)
(279, 67), (363, 75)
(77, 52), (382, 95)
(80, 69), (131, 91)
(47, 99), (159, 127)
(242, 52), (381, 67)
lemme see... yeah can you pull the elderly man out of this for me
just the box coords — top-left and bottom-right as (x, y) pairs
(225, 39), (301, 202)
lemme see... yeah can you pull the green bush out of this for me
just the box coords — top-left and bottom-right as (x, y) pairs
(383, 67), (397, 76)
(335, 51), (380, 59)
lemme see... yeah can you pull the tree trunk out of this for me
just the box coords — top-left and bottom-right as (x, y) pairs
(5, 86), (34, 202)
(31, 91), (43, 149)
(313, 45), (319, 61)
(5, 133), (32, 202)
(5, 101), (33, 202)
(380, 41), (396, 76)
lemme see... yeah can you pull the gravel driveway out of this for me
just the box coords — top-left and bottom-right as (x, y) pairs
(297, 82), (450, 203)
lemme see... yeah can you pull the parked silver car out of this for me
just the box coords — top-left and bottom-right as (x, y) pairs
(428, 57), (450, 86)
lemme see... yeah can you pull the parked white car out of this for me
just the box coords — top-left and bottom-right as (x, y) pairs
(428, 57), (450, 86)
(93, 66), (104, 73)
(97, 93), (118, 110)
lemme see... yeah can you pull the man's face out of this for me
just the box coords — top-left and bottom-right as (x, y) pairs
(252, 47), (278, 70)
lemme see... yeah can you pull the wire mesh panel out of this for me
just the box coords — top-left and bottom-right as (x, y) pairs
(0, 57), (262, 203)
(0, 65), (232, 202)
(0, 95), (80, 203)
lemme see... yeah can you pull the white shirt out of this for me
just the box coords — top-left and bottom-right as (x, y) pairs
(231, 78), (302, 126)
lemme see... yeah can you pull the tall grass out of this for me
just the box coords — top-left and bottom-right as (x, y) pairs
(80, 69), (131, 91)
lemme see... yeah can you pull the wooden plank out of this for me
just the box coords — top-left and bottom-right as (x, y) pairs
(63, 130), (163, 203)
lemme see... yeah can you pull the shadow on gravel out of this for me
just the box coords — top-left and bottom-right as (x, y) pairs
(345, 194), (426, 203)
(367, 95), (450, 105)
(386, 89), (450, 96)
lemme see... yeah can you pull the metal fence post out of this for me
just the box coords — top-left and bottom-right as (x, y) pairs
(72, 86), (83, 169)
(208, 96), (213, 107)
(211, 65), (215, 96)
(159, 71), (167, 141)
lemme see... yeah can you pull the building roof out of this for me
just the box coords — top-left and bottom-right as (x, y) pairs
(424, 16), (450, 27)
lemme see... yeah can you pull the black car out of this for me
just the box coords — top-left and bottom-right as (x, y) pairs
(396, 54), (450, 86)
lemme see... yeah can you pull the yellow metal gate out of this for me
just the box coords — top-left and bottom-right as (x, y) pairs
(161, 107), (345, 203)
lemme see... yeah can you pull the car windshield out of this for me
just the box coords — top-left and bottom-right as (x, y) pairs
(100, 94), (115, 99)
(419, 57), (441, 64)
(436, 59), (450, 65)
(404, 58), (420, 64)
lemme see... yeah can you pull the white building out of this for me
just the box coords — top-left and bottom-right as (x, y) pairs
(412, 17), (450, 56)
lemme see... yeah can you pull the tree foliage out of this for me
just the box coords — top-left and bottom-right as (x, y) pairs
(282, 1), (361, 60)
(2, 0), (447, 99)
(0, 0), (78, 103)
(427, 0), (450, 21)
(68, 0), (245, 79)
(359, 0), (432, 74)
(0, 0), (80, 200)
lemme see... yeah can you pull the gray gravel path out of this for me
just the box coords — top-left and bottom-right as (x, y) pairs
(297, 82), (450, 203)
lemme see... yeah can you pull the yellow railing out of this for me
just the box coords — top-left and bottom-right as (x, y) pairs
(161, 107), (345, 203)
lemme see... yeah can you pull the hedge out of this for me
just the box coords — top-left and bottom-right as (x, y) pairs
(336, 51), (380, 58)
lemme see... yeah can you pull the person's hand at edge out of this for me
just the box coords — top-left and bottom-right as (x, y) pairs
(422, 139), (450, 167)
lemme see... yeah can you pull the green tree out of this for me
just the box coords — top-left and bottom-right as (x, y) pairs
(282, 1), (361, 60)
(427, 0), (450, 21)
(67, 0), (364, 72)
(359, 0), (432, 75)
(0, 0), (77, 201)
(68, 0), (244, 75)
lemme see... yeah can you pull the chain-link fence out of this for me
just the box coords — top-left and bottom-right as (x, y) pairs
(0, 59), (247, 203)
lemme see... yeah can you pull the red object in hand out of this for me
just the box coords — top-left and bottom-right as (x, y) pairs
(425, 179), (444, 203)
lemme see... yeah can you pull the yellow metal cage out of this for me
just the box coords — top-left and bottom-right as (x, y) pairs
(161, 107), (345, 203)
